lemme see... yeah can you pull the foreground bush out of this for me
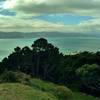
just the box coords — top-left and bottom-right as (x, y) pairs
(55, 85), (73, 100)
(0, 71), (31, 84)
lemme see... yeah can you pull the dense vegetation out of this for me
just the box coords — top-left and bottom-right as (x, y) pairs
(0, 38), (100, 98)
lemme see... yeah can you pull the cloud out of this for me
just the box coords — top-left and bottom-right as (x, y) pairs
(0, 0), (100, 33)
(0, 14), (65, 32)
(0, 14), (100, 33)
(2, 0), (100, 16)
(79, 18), (100, 32)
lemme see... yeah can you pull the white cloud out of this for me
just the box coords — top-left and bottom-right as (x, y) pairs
(0, 14), (100, 33)
(79, 18), (100, 32)
(0, 0), (100, 33)
(2, 0), (100, 16)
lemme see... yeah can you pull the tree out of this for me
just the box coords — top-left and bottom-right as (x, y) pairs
(20, 46), (33, 74)
(31, 38), (60, 82)
(76, 64), (99, 77)
(76, 64), (100, 97)
(14, 46), (21, 53)
(32, 38), (48, 52)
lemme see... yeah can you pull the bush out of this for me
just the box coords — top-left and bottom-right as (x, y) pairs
(76, 64), (100, 97)
(0, 71), (31, 85)
(76, 64), (99, 77)
(54, 85), (73, 100)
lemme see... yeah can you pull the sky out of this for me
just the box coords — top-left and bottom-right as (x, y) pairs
(0, 0), (100, 33)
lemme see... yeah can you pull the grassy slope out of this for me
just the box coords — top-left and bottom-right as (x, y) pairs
(0, 83), (57, 100)
(29, 78), (100, 100)
(0, 78), (99, 100)
(73, 92), (100, 100)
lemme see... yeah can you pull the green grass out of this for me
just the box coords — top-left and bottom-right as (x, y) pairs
(72, 92), (100, 100)
(0, 83), (57, 100)
(0, 77), (99, 100)
(30, 78), (73, 100)
(0, 78), (72, 100)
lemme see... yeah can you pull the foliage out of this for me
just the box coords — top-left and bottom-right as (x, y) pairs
(0, 38), (61, 83)
(76, 64), (99, 77)
(55, 85), (73, 100)
(76, 64), (100, 97)
(0, 71), (31, 85)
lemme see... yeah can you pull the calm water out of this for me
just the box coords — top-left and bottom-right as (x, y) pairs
(0, 37), (100, 61)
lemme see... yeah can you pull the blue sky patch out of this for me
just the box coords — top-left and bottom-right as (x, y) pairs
(32, 14), (93, 25)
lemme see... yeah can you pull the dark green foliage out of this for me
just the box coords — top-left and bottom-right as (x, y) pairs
(0, 38), (61, 83)
(76, 64), (100, 97)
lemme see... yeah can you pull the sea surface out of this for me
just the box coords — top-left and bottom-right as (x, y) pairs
(0, 37), (100, 61)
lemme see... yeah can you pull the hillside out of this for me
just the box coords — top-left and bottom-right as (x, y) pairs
(0, 76), (73, 100)
(0, 78), (99, 100)
(0, 83), (57, 100)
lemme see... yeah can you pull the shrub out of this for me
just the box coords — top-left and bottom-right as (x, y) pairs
(0, 71), (31, 85)
(54, 85), (73, 100)
(76, 64), (100, 97)
(76, 64), (99, 77)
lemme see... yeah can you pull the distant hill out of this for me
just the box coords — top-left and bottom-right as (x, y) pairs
(0, 31), (100, 39)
